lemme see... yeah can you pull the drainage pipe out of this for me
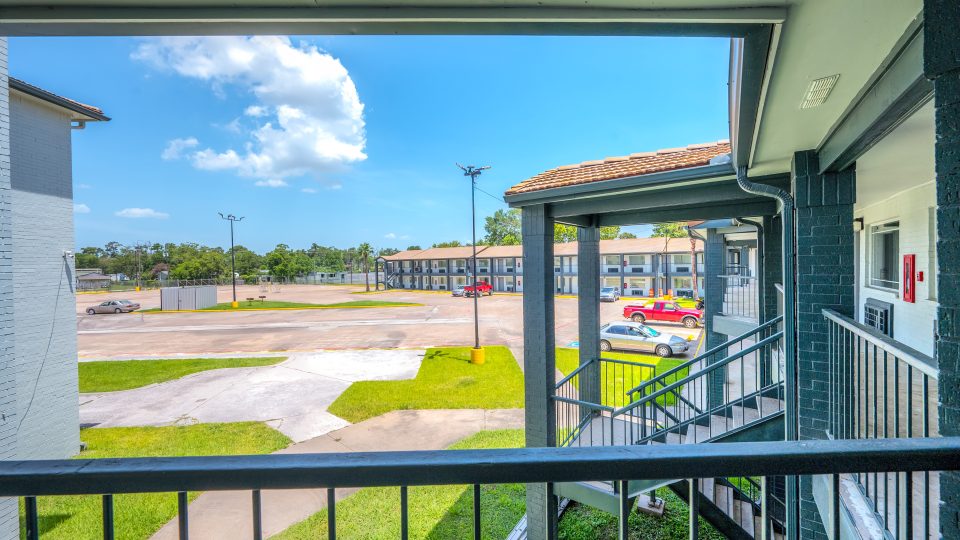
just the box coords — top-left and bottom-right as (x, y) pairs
(735, 166), (798, 540)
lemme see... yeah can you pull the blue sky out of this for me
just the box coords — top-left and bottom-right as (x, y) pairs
(11, 35), (730, 253)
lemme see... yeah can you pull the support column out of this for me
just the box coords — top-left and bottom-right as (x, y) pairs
(521, 205), (557, 540)
(759, 215), (783, 387)
(792, 151), (855, 540)
(577, 225), (601, 406)
(703, 229), (727, 409)
(925, 3), (960, 538)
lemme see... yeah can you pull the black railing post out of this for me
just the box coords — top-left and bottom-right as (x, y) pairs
(25, 496), (39, 540)
(102, 494), (115, 540)
(327, 488), (336, 539)
(177, 491), (189, 540)
(689, 478), (700, 540)
(252, 490), (262, 540)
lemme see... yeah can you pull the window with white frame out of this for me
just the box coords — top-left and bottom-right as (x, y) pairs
(869, 220), (900, 290)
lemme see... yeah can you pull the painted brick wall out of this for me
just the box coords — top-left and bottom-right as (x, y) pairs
(10, 92), (80, 463)
(793, 151), (856, 540)
(925, 1), (960, 537)
(0, 36), (17, 540)
(703, 229), (727, 408)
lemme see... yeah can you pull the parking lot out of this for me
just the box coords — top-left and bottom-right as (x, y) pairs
(77, 285), (702, 359)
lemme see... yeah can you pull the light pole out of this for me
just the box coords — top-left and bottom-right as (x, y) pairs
(218, 213), (245, 308)
(457, 163), (490, 365)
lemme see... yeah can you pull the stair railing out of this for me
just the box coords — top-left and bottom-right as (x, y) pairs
(610, 329), (785, 447)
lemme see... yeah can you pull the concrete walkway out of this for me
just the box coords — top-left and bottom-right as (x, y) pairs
(151, 408), (524, 540)
(80, 350), (426, 442)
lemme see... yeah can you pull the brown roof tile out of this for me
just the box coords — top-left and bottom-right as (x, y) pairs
(505, 141), (731, 196)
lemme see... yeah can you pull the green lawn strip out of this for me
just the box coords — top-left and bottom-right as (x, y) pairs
(21, 423), (291, 540)
(79, 357), (286, 393)
(274, 429), (527, 540)
(555, 348), (688, 408)
(558, 488), (725, 540)
(327, 346), (524, 423)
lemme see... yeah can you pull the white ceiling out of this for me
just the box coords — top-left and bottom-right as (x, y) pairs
(750, 0), (923, 177)
(855, 100), (934, 210)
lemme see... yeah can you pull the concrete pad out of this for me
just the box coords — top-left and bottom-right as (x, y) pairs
(80, 350), (426, 442)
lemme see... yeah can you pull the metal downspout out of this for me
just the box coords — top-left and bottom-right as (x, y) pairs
(735, 166), (798, 540)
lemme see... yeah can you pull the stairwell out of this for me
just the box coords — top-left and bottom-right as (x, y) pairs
(552, 317), (787, 539)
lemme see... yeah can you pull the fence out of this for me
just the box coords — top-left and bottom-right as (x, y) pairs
(7, 438), (960, 540)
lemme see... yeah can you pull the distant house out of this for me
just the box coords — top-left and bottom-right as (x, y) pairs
(1, 74), (108, 536)
(75, 272), (112, 291)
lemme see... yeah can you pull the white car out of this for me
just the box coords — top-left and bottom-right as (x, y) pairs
(599, 321), (690, 357)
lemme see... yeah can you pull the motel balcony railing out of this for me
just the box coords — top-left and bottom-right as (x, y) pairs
(824, 308), (940, 539)
(719, 273), (759, 321)
(5, 439), (960, 540)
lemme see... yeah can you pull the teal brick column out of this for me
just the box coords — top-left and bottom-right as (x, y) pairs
(577, 225), (601, 406)
(521, 204), (557, 540)
(925, 2), (960, 537)
(760, 215), (783, 387)
(793, 151), (855, 540)
(703, 228), (727, 409)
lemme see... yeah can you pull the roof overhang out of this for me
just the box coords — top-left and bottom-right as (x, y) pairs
(9, 78), (110, 122)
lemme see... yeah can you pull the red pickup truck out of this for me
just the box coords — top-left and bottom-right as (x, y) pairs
(623, 300), (702, 328)
(464, 282), (493, 297)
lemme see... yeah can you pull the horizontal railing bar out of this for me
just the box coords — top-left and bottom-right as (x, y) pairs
(626, 315), (783, 396)
(2, 438), (958, 496)
(717, 275), (759, 280)
(822, 309), (937, 378)
(616, 331), (782, 415)
(597, 358), (658, 369)
(552, 395), (614, 411)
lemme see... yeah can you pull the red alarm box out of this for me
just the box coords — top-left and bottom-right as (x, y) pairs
(903, 254), (916, 303)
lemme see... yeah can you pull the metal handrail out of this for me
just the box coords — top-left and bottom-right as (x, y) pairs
(614, 331), (783, 416)
(554, 357), (597, 389)
(4, 438), (959, 496)
(822, 308), (937, 378)
(626, 315), (783, 397)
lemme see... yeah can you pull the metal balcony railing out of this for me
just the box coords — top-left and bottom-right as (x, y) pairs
(719, 274), (759, 320)
(6, 438), (959, 540)
(823, 309), (939, 539)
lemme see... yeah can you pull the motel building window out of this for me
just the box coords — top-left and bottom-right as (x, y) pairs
(870, 220), (900, 291)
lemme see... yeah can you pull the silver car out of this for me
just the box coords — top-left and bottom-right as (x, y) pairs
(86, 299), (141, 315)
(599, 321), (689, 357)
(600, 286), (620, 302)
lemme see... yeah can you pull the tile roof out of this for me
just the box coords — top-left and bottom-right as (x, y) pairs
(9, 77), (110, 121)
(383, 237), (703, 260)
(505, 141), (731, 196)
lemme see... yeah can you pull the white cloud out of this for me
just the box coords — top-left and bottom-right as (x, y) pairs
(254, 179), (288, 188)
(384, 232), (397, 239)
(73, 203), (90, 214)
(301, 187), (318, 194)
(384, 232), (409, 240)
(162, 137), (199, 160)
(135, 37), (366, 182)
(327, 182), (343, 190)
(77, 183), (92, 190)
(115, 207), (169, 219)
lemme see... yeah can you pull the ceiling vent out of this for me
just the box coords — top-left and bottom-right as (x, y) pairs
(800, 74), (840, 109)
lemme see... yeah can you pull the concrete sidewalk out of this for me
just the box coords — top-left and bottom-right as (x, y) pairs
(151, 408), (524, 540)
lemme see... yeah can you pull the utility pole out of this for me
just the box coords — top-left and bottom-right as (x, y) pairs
(457, 163), (490, 365)
(134, 243), (145, 292)
(218, 213), (245, 308)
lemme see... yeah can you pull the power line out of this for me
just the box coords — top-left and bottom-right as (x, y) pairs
(474, 185), (507, 205)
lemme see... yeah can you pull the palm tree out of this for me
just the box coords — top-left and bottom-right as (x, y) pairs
(357, 242), (373, 292)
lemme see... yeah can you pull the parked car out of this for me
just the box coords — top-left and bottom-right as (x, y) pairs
(600, 286), (620, 302)
(623, 300), (702, 328)
(599, 321), (690, 357)
(452, 286), (466, 297)
(86, 299), (141, 315)
(464, 282), (493, 297)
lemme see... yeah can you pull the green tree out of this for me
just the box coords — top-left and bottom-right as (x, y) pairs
(652, 222), (690, 295)
(432, 240), (463, 248)
(484, 209), (522, 245)
(169, 250), (227, 280)
(357, 242), (373, 292)
(599, 226), (621, 240)
(554, 224), (577, 243)
(618, 232), (638, 239)
(406, 245), (422, 251)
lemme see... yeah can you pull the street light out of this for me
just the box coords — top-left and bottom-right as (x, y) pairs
(218, 212), (245, 308)
(457, 163), (490, 365)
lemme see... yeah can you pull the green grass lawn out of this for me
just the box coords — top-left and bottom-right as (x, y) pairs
(21, 423), (291, 540)
(79, 357), (286, 393)
(274, 430), (526, 540)
(276, 429), (723, 540)
(327, 346), (524, 423)
(555, 348), (689, 409)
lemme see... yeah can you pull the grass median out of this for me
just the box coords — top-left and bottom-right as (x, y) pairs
(79, 357), (286, 393)
(327, 346), (524, 423)
(21, 423), (291, 540)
